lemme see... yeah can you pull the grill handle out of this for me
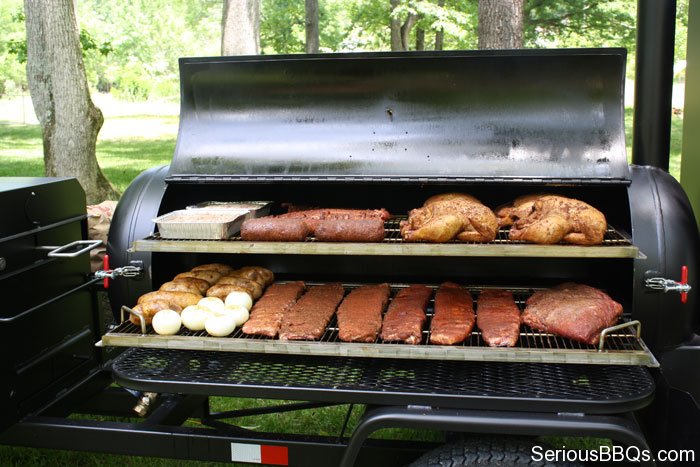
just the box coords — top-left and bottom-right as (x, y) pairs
(598, 320), (642, 352)
(44, 239), (103, 258)
(121, 305), (147, 334)
(645, 266), (692, 303)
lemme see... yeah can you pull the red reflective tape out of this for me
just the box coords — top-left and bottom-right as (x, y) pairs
(260, 445), (289, 466)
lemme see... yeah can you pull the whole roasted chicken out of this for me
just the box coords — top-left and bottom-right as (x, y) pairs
(496, 194), (607, 245)
(400, 193), (498, 243)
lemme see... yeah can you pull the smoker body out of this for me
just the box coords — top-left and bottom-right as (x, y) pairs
(1, 49), (699, 466)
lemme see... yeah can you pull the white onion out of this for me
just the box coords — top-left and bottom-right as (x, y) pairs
(198, 296), (226, 313)
(204, 313), (237, 337)
(224, 291), (253, 310)
(180, 305), (211, 331)
(152, 309), (181, 335)
(218, 305), (250, 326)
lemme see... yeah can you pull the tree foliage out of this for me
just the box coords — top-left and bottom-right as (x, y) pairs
(0, 0), (689, 101)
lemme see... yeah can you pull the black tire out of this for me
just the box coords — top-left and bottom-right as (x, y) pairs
(408, 436), (583, 467)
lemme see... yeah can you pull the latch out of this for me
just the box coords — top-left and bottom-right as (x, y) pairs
(95, 254), (144, 288)
(645, 266), (691, 303)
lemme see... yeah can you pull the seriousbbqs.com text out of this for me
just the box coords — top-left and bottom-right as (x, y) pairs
(531, 445), (696, 463)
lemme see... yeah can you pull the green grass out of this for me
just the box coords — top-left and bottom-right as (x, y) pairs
(0, 121), (174, 194)
(623, 107), (684, 180)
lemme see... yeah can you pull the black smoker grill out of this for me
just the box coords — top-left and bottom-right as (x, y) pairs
(1, 47), (699, 466)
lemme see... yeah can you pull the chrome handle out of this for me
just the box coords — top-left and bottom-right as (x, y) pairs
(46, 239), (103, 258)
(645, 277), (692, 294)
(95, 265), (143, 280)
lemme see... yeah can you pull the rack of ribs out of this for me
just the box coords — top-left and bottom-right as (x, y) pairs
(336, 283), (391, 343)
(380, 285), (433, 345)
(241, 282), (306, 337)
(476, 289), (521, 347)
(279, 283), (346, 340)
(429, 282), (475, 345)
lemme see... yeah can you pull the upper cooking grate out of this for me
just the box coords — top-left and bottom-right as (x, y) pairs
(131, 219), (640, 258)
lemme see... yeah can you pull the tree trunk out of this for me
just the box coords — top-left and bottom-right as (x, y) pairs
(400, 13), (417, 51)
(390, 0), (403, 51)
(24, 0), (117, 204)
(416, 28), (425, 50)
(478, 0), (524, 49)
(435, 0), (444, 50)
(222, 0), (260, 55)
(305, 0), (319, 53)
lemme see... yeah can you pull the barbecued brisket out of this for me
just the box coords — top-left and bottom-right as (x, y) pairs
(521, 283), (623, 345)
(336, 283), (391, 342)
(241, 281), (306, 337)
(476, 289), (521, 347)
(380, 285), (433, 344)
(279, 283), (346, 340)
(429, 282), (474, 345)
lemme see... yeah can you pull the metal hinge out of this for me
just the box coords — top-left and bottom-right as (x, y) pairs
(645, 266), (691, 303)
(94, 256), (144, 288)
(94, 265), (143, 281)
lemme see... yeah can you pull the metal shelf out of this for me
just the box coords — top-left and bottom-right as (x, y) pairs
(112, 347), (655, 414)
(131, 220), (641, 259)
(101, 285), (658, 367)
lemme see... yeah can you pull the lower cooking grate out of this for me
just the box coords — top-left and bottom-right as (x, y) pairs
(102, 284), (658, 367)
(112, 347), (655, 414)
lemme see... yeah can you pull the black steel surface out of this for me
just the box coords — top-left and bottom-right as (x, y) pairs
(113, 348), (654, 414)
(629, 166), (699, 351)
(170, 49), (629, 181)
(0, 177), (103, 434)
(107, 165), (168, 319)
(632, 0), (677, 170)
(0, 415), (433, 466)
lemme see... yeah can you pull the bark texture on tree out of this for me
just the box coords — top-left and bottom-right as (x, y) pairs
(478, 0), (524, 49)
(305, 0), (319, 53)
(222, 0), (260, 55)
(24, 0), (117, 204)
(435, 0), (445, 50)
(390, 0), (403, 51)
(400, 13), (417, 50)
(416, 27), (425, 50)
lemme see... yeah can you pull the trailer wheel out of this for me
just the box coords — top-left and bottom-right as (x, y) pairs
(408, 437), (582, 467)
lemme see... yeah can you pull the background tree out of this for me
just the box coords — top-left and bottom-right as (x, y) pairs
(390, 0), (403, 50)
(306, 0), (320, 53)
(24, 0), (117, 203)
(478, 0), (524, 49)
(222, 0), (260, 55)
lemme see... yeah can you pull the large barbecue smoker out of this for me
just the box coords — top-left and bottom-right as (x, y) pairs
(2, 10), (700, 467)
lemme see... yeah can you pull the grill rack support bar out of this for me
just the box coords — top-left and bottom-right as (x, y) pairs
(599, 320), (642, 351)
(340, 406), (652, 467)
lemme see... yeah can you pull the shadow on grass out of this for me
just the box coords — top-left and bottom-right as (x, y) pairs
(0, 124), (43, 151)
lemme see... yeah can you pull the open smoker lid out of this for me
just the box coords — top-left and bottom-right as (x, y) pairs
(169, 49), (629, 182)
